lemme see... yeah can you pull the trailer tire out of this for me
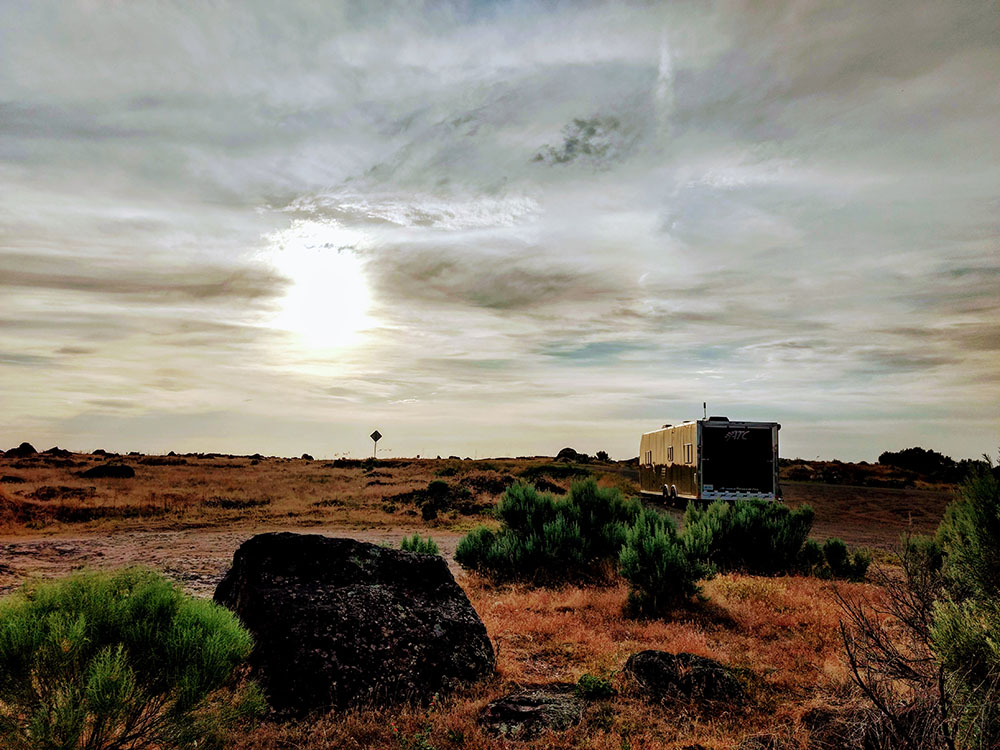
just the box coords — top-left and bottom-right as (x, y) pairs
(669, 486), (678, 503)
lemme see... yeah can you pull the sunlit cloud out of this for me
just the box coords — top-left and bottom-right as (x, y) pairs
(0, 0), (997, 459)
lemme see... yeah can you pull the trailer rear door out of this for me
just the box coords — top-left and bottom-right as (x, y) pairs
(700, 425), (775, 497)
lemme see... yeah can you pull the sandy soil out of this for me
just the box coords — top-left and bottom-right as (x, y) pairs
(0, 525), (465, 597)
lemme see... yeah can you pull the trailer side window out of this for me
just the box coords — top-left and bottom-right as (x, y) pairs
(667, 446), (673, 462)
(684, 443), (693, 464)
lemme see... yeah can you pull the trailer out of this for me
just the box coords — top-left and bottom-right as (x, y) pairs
(639, 416), (780, 503)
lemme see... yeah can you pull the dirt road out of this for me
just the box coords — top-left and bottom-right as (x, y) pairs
(0, 525), (466, 597)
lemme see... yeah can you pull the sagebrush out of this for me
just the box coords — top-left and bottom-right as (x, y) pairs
(455, 479), (641, 582)
(0, 568), (262, 750)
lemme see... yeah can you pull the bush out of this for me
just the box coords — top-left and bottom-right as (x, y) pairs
(682, 499), (814, 576)
(454, 479), (640, 582)
(400, 534), (440, 555)
(840, 459), (1000, 748)
(931, 465), (1000, 745)
(576, 673), (616, 700)
(799, 538), (824, 572)
(620, 508), (711, 616)
(823, 537), (849, 573)
(0, 568), (262, 750)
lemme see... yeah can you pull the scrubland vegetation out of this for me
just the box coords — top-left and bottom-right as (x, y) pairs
(0, 447), (995, 748)
(0, 569), (261, 750)
(457, 479), (870, 618)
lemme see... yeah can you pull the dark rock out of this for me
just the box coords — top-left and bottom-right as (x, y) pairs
(214, 532), (495, 717)
(79, 464), (135, 479)
(138, 456), (187, 466)
(555, 447), (583, 462)
(92, 449), (109, 456)
(6, 442), (37, 457)
(0, 476), (26, 484)
(42, 446), (72, 457)
(479, 684), (585, 740)
(623, 650), (747, 704)
(301, 453), (314, 461)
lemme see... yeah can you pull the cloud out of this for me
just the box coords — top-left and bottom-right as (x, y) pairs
(0, 0), (997, 460)
(0, 258), (286, 303)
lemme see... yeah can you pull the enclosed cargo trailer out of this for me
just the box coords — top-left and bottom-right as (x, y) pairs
(639, 417), (780, 502)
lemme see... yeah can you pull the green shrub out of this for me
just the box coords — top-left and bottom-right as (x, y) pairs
(847, 548), (871, 581)
(620, 508), (711, 616)
(823, 537), (849, 574)
(454, 526), (498, 572)
(931, 466), (1000, 745)
(400, 534), (440, 555)
(454, 479), (640, 582)
(682, 499), (814, 576)
(799, 539), (824, 572)
(576, 673), (616, 700)
(0, 568), (262, 750)
(426, 480), (450, 498)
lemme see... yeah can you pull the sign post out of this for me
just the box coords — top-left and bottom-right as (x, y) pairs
(370, 430), (382, 459)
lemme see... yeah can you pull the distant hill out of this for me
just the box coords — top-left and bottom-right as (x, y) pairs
(780, 447), (995, 489)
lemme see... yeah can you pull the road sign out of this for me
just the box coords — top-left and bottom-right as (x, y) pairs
(370, 430), (382, 443)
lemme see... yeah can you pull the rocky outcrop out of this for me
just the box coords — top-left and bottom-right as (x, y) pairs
(5, 442), (37, 458)
(479, 684), (585, 740)
(214, 532), (494, 717)
(623, 651), (747, 704)
(79, 464), (135, 478)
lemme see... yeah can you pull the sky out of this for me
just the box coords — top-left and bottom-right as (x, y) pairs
(1, 0), (998, 462)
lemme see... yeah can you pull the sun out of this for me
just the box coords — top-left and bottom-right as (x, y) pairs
(263, 220), (373, 350)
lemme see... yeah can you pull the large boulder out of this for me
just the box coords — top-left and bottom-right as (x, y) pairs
(623, 650), (747, 704)
(214, 532), (495, 717)
(5, 442), (37, 458)
(479, 684), (585, 740)
(79, 464), (135, 478)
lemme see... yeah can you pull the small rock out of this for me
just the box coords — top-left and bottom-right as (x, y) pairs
(301, 453), (314, 461)
(623, 650), (747, 704)
(80, 464), (135, 479)
(479, 684), (585, 740)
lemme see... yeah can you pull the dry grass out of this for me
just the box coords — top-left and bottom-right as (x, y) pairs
(0, 449), (955, 748)
(237, 573), (877, 750)
(0, 454), (601, 535)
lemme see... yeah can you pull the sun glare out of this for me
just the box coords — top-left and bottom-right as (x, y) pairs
(264, 220), (373, 350)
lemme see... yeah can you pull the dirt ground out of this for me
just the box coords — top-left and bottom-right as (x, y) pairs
(0, 524), (464, 597)
(0, 453), (955, 597)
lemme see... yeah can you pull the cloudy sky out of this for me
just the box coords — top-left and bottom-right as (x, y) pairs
(1, 1), (998, 461)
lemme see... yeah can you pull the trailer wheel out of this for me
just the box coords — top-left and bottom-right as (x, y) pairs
(669, 486), (678, 503)
(661, 485), (670, 504)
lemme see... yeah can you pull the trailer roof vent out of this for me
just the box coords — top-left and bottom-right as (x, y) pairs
(662, 424), (671, 429)
(708, 415), (729, 421)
